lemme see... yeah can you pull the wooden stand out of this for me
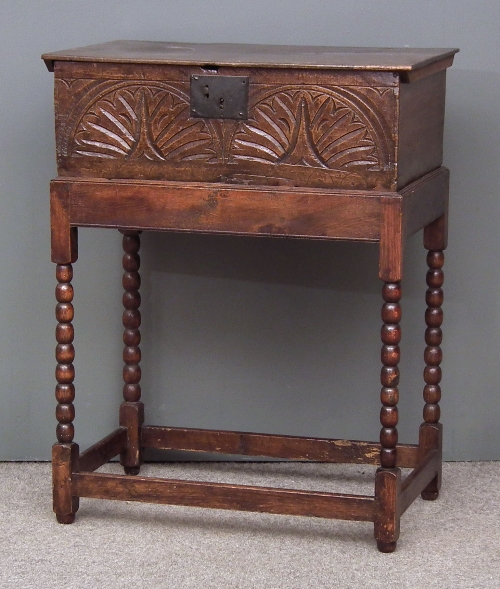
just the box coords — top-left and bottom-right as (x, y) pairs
(44, 41), (457, 551)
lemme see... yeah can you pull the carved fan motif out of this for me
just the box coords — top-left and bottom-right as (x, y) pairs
(71, 84), (216, 162)
(231, 90), (380, 170)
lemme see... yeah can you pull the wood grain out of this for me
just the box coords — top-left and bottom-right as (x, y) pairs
(74, 472), (376, 521)
(120, 402), (144, 475)
(54, 61), (398, 86)
(50, 182), (78, 263)
(42, 41), (458, 73)
(402, 167), (449, 239)
(57, 178), (383, 241)
(424, 212), (448, 251)
(79, 428), (127, 472)
(418, 423), (443, 500)
(379, 196), (403, 281)
(53, 66), (398, 191)
(142, 425), (419, 467)
(400, 449), (440, 513)
(400, 56), (455, 84)
(52, 442), (79, 523)
(374, 467), (401, 552)
(397, 71), (447, 188)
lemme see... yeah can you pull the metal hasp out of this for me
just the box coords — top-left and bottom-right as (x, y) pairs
(191, 75), (249, 120)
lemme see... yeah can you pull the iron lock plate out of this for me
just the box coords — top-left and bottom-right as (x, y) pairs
(190, 75), (249, 120)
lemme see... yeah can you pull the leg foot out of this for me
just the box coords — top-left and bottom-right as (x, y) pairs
(374, 467), (401, 551)
(421, 487), (439, 501)
(124, 466), (141, 476)
(52, 442), (79, 523)
(377, 540), (397, 553)
(56, 513), (76, 524)
(120, 401), (144, 475)
(419, 424), (442, 501)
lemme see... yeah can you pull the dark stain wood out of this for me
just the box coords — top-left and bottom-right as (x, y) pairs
(54, 264), (76, 444)
(45, 43), (456, 192)
(42, 41), (458, 73)
(397, 71), (448, 188)
(79, 428), (127, 473)
(45, 41), (455, 552)
(55, 179), (383, 241)
(74, 472), (376, 521)
(53, 60), (399, 85)
(401, 448), (441, 513)
(379, 281), (401, 470)
(50, 183), (78, 264)
(424, 212), (448, 251)
(378, 167), (449, 281)
(419, 241), (445, 501)
(402, 167), (449, 239)
(423, 251), (444, 425)
(379, 198), (404, 282)
(119, 402), (144, 476)
(119, 230), (144, 475)
(142, 425), (419, 467)
(52, 442), (79, 523)
(51, 66), (399, 191)
(50, 168), (448, 268)
(374, 468), (401, 553)
(400, 56), (455, 83)
(419, 423), (443, 500)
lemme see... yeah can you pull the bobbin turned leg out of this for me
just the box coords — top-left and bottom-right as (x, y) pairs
(120, 230), (144, 475)
(53, 263), (79, 523)
(420, 215), (446, 500)
(374, 281), (402, 553)
(375, 200), (404, 553)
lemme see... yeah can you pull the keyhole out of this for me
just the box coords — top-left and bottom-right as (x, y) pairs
(219, 96), (224, 109)
(204, 85), (209, 99)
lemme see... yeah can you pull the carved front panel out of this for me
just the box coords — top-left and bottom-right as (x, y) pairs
(54, 70), (398, 190)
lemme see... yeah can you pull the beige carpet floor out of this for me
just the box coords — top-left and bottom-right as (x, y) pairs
(1, 461), (499, 588)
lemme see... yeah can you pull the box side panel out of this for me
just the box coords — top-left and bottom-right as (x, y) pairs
(53, 62), (398, 190)
(397, 71), (447, 189)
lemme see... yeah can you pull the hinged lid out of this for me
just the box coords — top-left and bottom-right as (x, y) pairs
(42, 40), (458, 76)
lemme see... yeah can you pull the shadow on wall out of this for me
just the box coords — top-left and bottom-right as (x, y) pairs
(434, 68), (500, 460)
(141, 231), (382, 292)
(136, 231), (393, 449)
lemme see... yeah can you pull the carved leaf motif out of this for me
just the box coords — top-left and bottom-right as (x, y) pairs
(72, 85), (216, 162)
(232, 90), (379, 170)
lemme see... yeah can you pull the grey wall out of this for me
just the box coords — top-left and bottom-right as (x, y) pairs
(1, 1), (499, 461)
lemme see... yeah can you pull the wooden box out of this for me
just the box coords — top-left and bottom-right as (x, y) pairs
(44, 41), (456, 192)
